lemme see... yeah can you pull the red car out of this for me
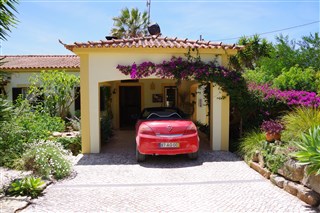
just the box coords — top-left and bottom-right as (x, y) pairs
(135, 107), (199, 162)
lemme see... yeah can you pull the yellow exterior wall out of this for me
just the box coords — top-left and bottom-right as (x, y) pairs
(220, 90), (230, 151)
(79, 55), (91, 153)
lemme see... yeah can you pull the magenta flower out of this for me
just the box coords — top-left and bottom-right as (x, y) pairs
(261, 120), (284, 134)
(130, 63), (137, 79)
(248, 83), (320, 108)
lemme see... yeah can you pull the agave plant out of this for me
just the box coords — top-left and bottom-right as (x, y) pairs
(8, 176), (45, 198)
(291, 126), (320, 175)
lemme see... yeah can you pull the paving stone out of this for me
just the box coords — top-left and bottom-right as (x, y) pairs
(21, 130), (315, 212)
(0, 196), (29, 212)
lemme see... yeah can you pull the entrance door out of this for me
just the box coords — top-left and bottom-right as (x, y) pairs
(164, 86), (177, 107)
(119, 86), (141, 129)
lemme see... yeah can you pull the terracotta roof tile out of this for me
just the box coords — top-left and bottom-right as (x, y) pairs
(0, 55), (80, 70)
(61, 36), (243, 51)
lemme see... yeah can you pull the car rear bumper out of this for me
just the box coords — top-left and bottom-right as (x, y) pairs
(137, 133), (199, 155)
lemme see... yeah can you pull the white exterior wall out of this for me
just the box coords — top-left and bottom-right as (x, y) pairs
(210, 85), (230, 150)
(196, 85), (208, 124)
(4, 71), (80, 115)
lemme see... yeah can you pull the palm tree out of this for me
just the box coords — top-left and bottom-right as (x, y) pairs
(0, 0), (19, 40)
(0, 0), (19, 95)
(110, 7), (149, 39)
(230, 35), (272, 71)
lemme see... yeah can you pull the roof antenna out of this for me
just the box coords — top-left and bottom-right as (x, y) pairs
(146, 0), (161, 36)
(146, 0), (151, 25)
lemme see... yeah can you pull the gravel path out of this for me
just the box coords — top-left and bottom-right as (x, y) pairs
(23, 131), (315, 212)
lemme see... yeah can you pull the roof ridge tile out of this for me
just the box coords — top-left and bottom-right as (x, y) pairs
(62, 36), (243, 51)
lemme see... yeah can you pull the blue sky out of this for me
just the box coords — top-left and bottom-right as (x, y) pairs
(2, 0), (319, 55)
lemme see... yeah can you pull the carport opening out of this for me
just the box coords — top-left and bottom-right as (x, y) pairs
(99, 79), (212, 154)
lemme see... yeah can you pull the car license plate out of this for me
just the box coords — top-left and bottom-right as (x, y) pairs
(159, 142), (180, 148)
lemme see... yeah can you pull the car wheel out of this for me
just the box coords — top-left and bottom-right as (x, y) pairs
(188, 151), (198, 160)
(136, 145), (146, 162)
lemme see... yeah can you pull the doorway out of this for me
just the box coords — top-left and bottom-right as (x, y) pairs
(119, 86), (141, 129)
(164, 86), (177, 107)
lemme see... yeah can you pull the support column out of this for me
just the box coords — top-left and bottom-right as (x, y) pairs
(210, 84), (230, 151)
(88, 82), (100, 153)
(80, 55), (91, 153)
(80, 55), (101, 153)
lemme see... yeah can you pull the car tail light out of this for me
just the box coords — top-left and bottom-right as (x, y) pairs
(139, 124), (156, 136)
(184, 124), (197, 135)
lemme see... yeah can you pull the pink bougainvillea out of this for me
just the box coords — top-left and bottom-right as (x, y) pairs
(248, 83), (320, 108)
(116, 56), (242, 83)
(117, 56), (319, 116)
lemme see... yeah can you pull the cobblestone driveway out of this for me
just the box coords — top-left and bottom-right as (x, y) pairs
(24, 131), (314, 212)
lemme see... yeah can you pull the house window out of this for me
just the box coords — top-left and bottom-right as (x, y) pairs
(74, 87), (80, 111)
(12, 87), (44, 104)
(12, 87), (29, 102)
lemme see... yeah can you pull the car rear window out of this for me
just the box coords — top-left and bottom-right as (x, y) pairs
(140, 108), (185, 120)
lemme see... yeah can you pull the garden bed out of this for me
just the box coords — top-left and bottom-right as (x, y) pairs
(249, 153), (320, 207)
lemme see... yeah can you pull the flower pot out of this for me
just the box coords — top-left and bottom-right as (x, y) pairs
(273, 133), (281, 141)
(265, 132), (281, 142)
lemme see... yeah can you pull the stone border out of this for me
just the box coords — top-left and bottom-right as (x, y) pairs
(249, 161), (320, 207)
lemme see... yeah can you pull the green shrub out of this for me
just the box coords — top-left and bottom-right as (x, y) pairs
(66, 116), (80, 131)
(100, 111), (113, 143)
(261, 142), (287, 173)
(14, 110), (65, 143)
(243, 67), (275, 84)
(56, 136), (81, 155)
(0, 121), (27, 168)
(0, 112), (65, 168)
(238, 129), (265, 162)
(7, 176), (45, 198)
(282, 107), (320, 142)
(28, 70), (80, 119)
(291, 126), (320, 175)
(0, 99), (66, 168)
(0, 97), (13, 123)
(22, 141), (72, 180)
(273, 66), (319, 92)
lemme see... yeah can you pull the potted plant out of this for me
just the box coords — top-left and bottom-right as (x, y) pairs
(261, 120), (284, 142)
